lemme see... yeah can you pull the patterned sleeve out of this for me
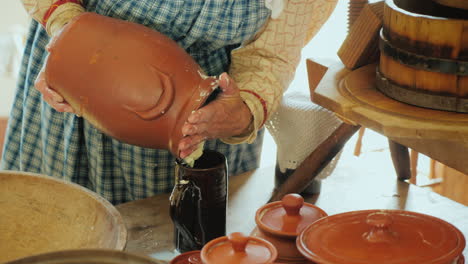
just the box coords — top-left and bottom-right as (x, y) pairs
(222, 0), (337, 145)
(20, 0), (85, 36)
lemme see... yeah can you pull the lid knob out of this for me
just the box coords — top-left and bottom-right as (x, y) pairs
(228, 232), (249, 253)
(363, 212), (398, 243)
(281, 193), (304, 216)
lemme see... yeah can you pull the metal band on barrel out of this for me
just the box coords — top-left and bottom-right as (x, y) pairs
(375, 68), (468, 113)
(379, 30), (468, 76)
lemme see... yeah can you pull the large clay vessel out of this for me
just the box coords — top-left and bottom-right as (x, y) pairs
(45, 12), (219, 156)
(377, 0), (468, 113)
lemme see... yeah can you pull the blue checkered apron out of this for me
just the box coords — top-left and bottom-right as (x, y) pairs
(1, 0), (270, 204)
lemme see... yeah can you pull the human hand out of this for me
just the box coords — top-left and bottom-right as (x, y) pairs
(34, 44), (75, 114)
(178, 73), (253, 158)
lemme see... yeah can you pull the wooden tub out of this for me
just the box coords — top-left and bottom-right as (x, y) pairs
(377, 0), (468, 112)
(0, 171), (127, 263)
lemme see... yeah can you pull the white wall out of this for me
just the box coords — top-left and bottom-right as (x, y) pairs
(0, 1), (29, 116)
(0, 1), (29, 32)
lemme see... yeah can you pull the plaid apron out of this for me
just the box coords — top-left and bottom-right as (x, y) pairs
(1, 0), (270, 204)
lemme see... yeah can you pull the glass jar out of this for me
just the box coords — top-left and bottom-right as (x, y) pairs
(169, 150), (228, 253)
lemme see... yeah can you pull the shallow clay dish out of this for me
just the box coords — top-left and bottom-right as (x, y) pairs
(0, 171), (127, 263)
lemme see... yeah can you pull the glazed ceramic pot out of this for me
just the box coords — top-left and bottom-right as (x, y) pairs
(297, 210), (466, 264)
(170, 233), (277, 264)
(170, 251), (202, 264)
(252, 193), (327, 263)
(200, 232), (277, 264)
(45, 12), (219, 156)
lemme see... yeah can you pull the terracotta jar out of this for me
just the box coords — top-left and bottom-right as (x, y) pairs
(45, 12), (219, 156)
(297, 210), (466, 264)
(252, 193), (327, 263)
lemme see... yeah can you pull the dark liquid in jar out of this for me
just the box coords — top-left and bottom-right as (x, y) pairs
(169, 150), (228, 253)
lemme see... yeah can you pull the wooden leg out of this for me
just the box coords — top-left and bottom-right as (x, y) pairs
(269, 123), (360, 202)
(388, 140), (411, 181)
(409, 149), (418, 185)
(353, 127), (366, 157)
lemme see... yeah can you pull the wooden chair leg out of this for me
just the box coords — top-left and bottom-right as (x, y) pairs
(429, 158), (437, 179)
(409, 149), (418, 185)
(353, 127), (366, 157)
(388, 140), (411, 181)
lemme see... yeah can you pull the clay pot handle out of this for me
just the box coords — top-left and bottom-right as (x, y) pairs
(281, 193), (304, 216)
(363, 212), (398, 243)
(228, 232), (249, 253)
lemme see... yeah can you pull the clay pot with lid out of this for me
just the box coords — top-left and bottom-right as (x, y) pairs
(297, 210), (466, 264)
(252, 193), (328, 263)
(45, 12), (219, 157)
(170, 232), (277, 264)
(170, 251), (202, 264)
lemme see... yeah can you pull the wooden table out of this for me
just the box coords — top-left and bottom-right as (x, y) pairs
(117, 164), (468, 263)
(311, 62), (468, 176)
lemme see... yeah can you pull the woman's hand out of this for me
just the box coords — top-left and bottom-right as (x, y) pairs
(178, 73), (253, 158)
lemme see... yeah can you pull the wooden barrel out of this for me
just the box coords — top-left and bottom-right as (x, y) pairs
(377, 0), (468, 113)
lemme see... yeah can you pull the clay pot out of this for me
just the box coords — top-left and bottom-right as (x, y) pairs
(45, 12), (219, 156)
(297, 210), (466, 264)
(252, 193), (327, 263)
(170, 251), (202, 264)
(200, 232), (277, 264)
(170, 233), (276, 264)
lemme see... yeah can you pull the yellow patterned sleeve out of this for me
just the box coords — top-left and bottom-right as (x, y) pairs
(20, 0), (84, 36)
(222, 0), (338, 145)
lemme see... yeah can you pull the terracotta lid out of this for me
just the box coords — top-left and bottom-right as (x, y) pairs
(256, 193), (328, 237)
(201, 232), (277, 264)
(297, 210), (466, 264)
(170, 251), (202, 264)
